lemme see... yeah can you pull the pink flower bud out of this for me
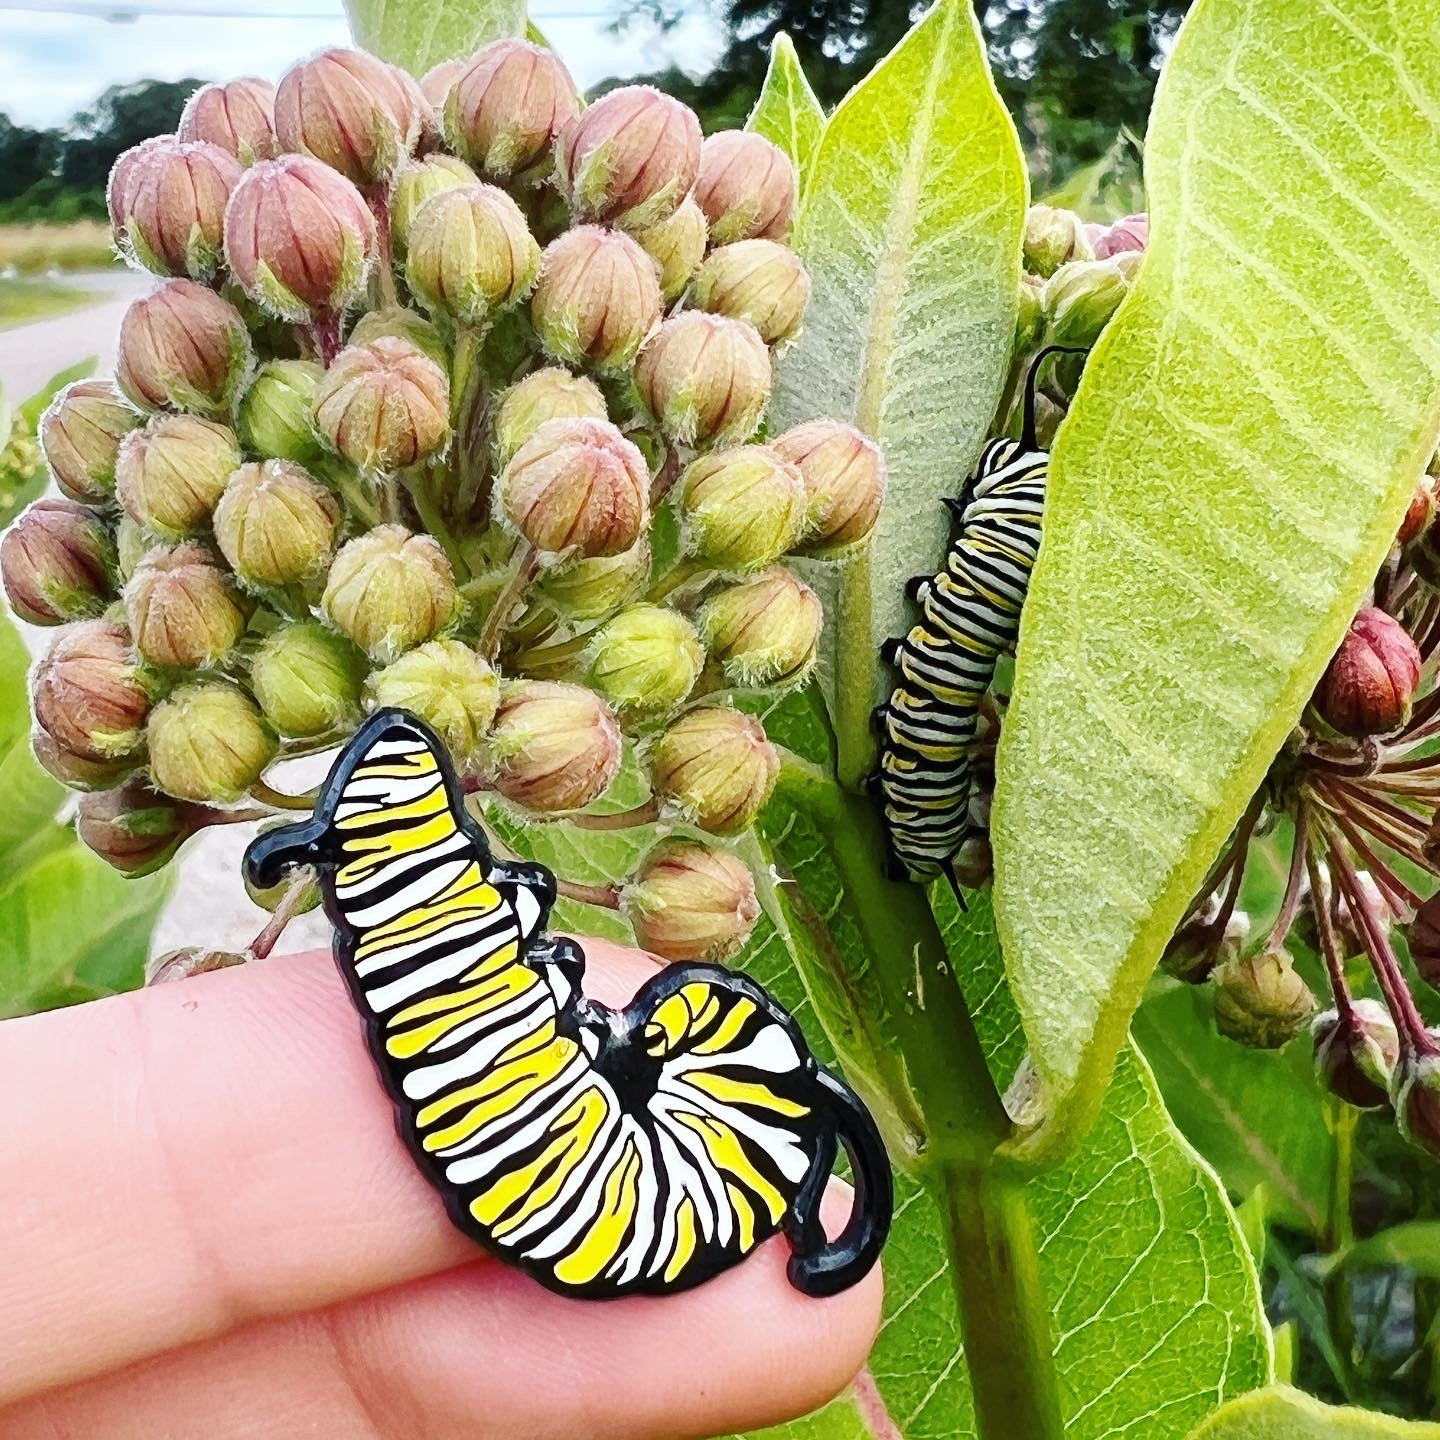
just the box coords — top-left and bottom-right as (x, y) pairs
(39, 379), (143, 504)
(32, 728), (136, 792)
(313, 337), (451, 473)
(501, 417), (649, 558)
(694, 130), (796, 245)
(1401, 474), (1438, 548)
(653, 707), (779, 835)
(488, 679), (622, 812)
(443, 39), (580, 182)
(1, 498), (116, 626)
(1091, 212), (1149, 260)
(420, 59), (466, 109)
(125, 542), (249, 670)
(115, 279), (252, 417)
(32, 618), (150, 762)
(1312, 999), (1399, 1110)
(693, 238), (810, 345)
(771, 419), (887, 552)
(108, 136), (176, 233)
(556, 85), (701, 232)
(1316, 606), (1422, 738)
(493, 366), (607, 467)
(635, 311), (771, 448)
(623, 839), (759, 962)
(530, 225), (661, 373)
(119, 140), (242, 281)
(1393, 1046), (1440, 1159)
(77, 778), (209, 876)
(178, 77), (279, 164)
(115, 414), (242, 540)
(224, 155), (376, 321)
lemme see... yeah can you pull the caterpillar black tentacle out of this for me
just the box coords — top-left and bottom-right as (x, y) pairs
(245, 708), (892, 1301)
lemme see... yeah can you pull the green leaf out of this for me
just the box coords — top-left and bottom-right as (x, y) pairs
(772, 0), (1027, 786)
(745, 34), (827, 189)
(1184, 1386), (1440, 1439)
(0, 379), (10, 453)
(343, 0), (524, 75)
(993, 0), (1440, 1161)
(1330, 1220), (1440, 1275)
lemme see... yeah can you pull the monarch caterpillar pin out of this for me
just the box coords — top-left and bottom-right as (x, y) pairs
(244, 709), (891, 1300)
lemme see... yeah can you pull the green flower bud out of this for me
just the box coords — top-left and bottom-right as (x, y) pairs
(634, 195), (707, 303)
(77, 778), (208, 876)
(1023, 204), (1093, 278)
(488, 679), (622, 812)
(636, 312), (771, 448)
(213, 459), (341, 588)
(115, 414), (242, 540)
(147, 946), (249, 984)
(693, 239), (810, 346)
(1015, 272), (1045, 351)
(679, 444), (806, 571)
(32, 727), (136, 791)
(771, 420), (887, 554)
(236, 360), (325, 463)
(587, 603), (703, 714)
(652, 707), (778, 835)
(390, 153), (478, 261)
(1212, 946), (1318, 1049)
(1313, 999), (1399, 1110)
(405, 183), (540, 325)
(347, 305), (449, 369)
(695, 130), (796, 245)
(119, 140), (241, 281)
(115, 514), (158, 583)
(442, 39), (581, 183)
(125, 542), (249, 669)
(623, 838), (759, 962)
(556, 85), (702, 232)
(366, 638), (499, 769)
(39, 378), (142, 504)
(32, 618), (150, 761)
(321, 523), (456, 662)
(1, 498), (116, 625)
(1042, 258), (1128, 349)
(147, 680), (276, 803)
(536, 538), (650, 621)
(493, 367), (607, 468)
(1316, 606), (1421, 739)
(250, 622), (365, 737)
(115, 279), (252, 418)
(501, 417), (649, 558)
(314, 338), (451, 474)
(177, 76), (279, 165)
(1394, 1044), (1440, 1159)
(699, 566), (821, 688)
(530, 225), (662, 373)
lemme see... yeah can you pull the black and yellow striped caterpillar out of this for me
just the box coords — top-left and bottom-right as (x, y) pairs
(245, 709), (891, 1300)
(874, 348), (1076, 884)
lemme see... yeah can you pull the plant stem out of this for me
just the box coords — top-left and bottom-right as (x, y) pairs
(1323, 1100), (1358, 1371)
(831, 546), (878, 790)
(557, 878), (622, 909)
(250, 778), (318, 811)
(404, 466), (470, 580)
(479, 544), (541, 662)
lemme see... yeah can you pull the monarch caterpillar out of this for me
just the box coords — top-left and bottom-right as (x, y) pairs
(874, 347), (1079, 883)
(245, 709), (891, 1300)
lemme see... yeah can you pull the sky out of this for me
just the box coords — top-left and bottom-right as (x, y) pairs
(0, 0), (726, 128)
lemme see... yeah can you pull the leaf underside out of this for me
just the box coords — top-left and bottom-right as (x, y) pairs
(1185, 1386), (1440, 1439)
(343, 0), (525, 75)
(746, 34), (828, 190)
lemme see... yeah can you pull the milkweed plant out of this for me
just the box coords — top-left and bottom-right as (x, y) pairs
(5, 0), (1440, 1433)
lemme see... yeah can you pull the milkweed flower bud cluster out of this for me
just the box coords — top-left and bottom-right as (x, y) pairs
(3, 39), (887, 971)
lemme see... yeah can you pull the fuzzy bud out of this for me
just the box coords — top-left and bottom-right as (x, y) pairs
(115, 515), (155, 585)
(493, 367), (607, 467)
(1316, 606), (1421, 738)
(313, 337), (451, 473)
(274, 47), (423, 186)
(694, 130), (796, 245)
(587, 603), (703, 713)
(1213, 946), (1318, 1049)
(119, 140), (241, 281)
(32, 728), (136, 791)
(147, 680), (276, 803)
(236, 359), (325, 463)
(321, 524), (456, 662)
(39, 379), (142, 504)
(213, 459), (340, 588)
(679, 444), (806, 571)
(1400, 473), (1438, 550)
(1042, 258), (1129, 349)
(76, 779), (206, 876)
(421, 59), (466, 108)
(366, 638), (498, 768)
(405, 183), (540, 324)
(1313, 999), (1399, 1110)
(487, 679), (622, 813)
(1, 498), (116, 625)
(32, 619), (150, 761)
(1393, 1041), (1440, 1158)
(530, 225), (662, 373)
(501, 417), (649, 558)
(653, 707), (778, 835)
(699, 566), (821, 687)
(148, 947), (248, 984)
(624, 839), (759, 962)
(390, 153), (477, 260)
(1016, 273), (1046, 351)
(634, 196), (707, 303)
(347, 305), (448, 367)
(115, 414), (242, 540)
(107, 136), (175, 233)
(178, 77), (279, 164)
(250, 622), (365, 737)
(556, 85), (701, 232)
(224, 155), (376, 322)
(1410, 892), (1440, 988)
(115, 280), (251, 417)
(693, 240), (810, 346)
(443, 39), (580, 182)
(125, 542), (248, 669)
(537, 539), (649, 621)
(636, 312), (771, 448)
(1023, 204), (1093, 277)
(1160, 900), (1247, 984)
(771, 420), (886, 553)
(1091, 212), (1149, 260)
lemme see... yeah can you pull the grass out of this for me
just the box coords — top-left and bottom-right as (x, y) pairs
(0, 221), (115, 275)
(0, 276), (99, 330)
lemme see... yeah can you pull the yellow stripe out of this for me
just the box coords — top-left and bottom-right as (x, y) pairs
(663, 1197), (698, 1283)
(691, 998), (755, 1056)
(685, 1069), (809, 1119)
(677, 1113), (786, 1224)
(488, 1086), (612, 1237)
(550, 1137), (642, 1286)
